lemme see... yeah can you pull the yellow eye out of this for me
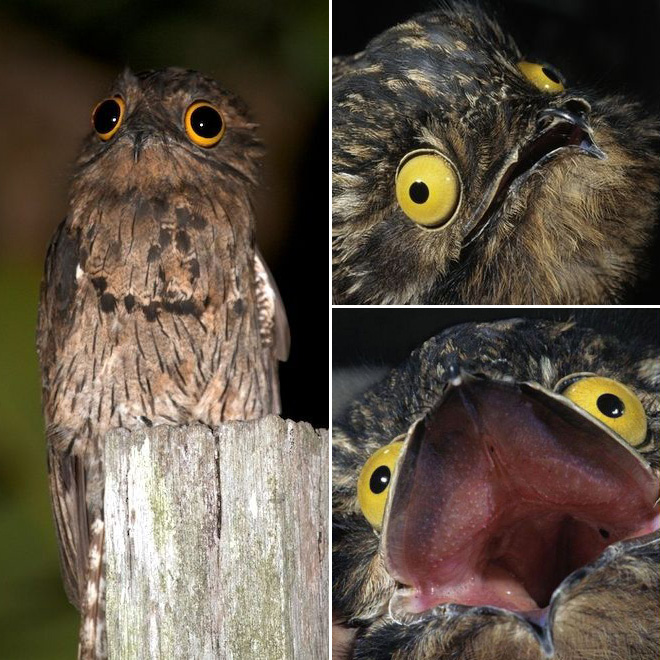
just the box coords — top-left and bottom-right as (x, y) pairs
(357, 441), (404, 529)
(395, 150), (461, 228)
(562, 376), (647, 446)
(517, 60), (565, 93)
(92, 96), (125, 140)
(184, 101), (225, 147)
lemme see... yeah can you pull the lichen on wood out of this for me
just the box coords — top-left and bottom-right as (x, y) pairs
(104, 417), (328, 659)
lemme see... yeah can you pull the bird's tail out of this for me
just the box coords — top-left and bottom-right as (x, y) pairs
(78, 517), (107, 660)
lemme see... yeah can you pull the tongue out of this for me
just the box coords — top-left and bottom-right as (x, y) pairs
(383, 376), (659, 614)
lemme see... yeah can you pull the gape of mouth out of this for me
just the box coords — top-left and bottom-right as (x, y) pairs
(402, 505), (634, 614)
(384, 380), (659, 616)
(464, 119), (599, 245)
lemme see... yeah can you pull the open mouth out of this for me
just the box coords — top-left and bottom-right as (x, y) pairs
(382, 375), (659, 620)
(463, 109), (605, 246)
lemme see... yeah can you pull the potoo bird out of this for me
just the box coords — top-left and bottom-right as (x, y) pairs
(36, 68), (289, 659)
(333, 317), (660, 659)
(332, 4), (660, 304)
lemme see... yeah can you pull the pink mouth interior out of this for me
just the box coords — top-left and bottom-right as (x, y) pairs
(384, 378), (659, 614)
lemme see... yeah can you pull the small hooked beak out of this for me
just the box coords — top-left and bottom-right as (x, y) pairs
(536, 106), (606, 161)
(132, 131), (144, 163)
(462, 99), (606, 246)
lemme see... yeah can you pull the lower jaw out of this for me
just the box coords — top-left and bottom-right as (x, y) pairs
(389, 513), (660, 620)
(389, 575), (540, 620)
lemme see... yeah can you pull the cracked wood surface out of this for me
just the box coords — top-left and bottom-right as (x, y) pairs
(104, 417), (328, 659)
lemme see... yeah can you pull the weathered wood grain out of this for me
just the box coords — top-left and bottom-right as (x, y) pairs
(104, 417), (328, 659)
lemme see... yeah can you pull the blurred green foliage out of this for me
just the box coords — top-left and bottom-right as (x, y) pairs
(0, 263), (78, 658)
(1, 0), (327, 95)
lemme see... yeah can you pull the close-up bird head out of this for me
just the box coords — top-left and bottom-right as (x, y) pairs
(333, 315), (660, 659)
(332, 3), (660, 304)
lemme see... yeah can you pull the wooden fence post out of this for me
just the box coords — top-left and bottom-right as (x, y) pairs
(103, 417), (328, 659)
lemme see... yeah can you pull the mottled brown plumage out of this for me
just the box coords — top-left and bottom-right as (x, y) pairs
(333, 317), (659, 658)
(332, 4), (660, 304)
(37, 68), (288, 658)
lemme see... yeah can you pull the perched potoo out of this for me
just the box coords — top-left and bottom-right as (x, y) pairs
(36, 68), (288, 659)
(333, 317), (659, 659)
(332, 4), (660, 304)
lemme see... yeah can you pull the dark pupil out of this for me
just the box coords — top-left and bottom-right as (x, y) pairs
(409, 181), (429, 204)
(597, 393), (625, 418)
(190, 105), (222, 138)
(94, 99), (122, 135)
(542, 65), (561, 84)
(369, 466), (391, 494)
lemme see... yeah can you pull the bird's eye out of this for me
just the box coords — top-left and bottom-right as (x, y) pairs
(92, 96), (125, 141)
(357, 440), (404, 529)
(185, 101), (225, 147)
(395, 150), (461, 228)
(561, 376), (647, 446)
(517, 60), (565, 93)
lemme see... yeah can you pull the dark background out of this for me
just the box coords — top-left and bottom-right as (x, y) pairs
(333, 0), (660, 302)
(0, 0), (326, 657)
(333, 307), (660, 369)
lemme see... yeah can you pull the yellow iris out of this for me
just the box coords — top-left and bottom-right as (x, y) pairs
(357, 440), (404, 529)
(395, 150), (461, 228)
(562, 376), (647, 447)
(517, 60), (565, 93)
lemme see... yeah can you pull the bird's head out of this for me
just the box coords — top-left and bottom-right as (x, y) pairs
(332, 4), (660, 304)
(333, 317), (660, 657)
(70, 68), (263, 210)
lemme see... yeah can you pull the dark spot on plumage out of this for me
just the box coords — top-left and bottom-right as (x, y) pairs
(158, 229), (171, 248)
(175, 230), (191, 253)
(79, 248), (88, 268)
(91, 277), (107, 294)
(204, 295), (211, 308)
(152, 197), (169, 220)
(135, 197), (151, 223)
(189, 214), (207, 229)
(142, 301), (159, 321)
(233, 298), (244, 316)
(146, 245), (161, 262)
(189, 258), (200, 280)
(124, 294), (135, 312)
(140, 416), (153, 427)
(162, 299), (200, 316)
(99, 293), (117, 313)
(175, 206), (206, 229)
(158, 266), (166, 282)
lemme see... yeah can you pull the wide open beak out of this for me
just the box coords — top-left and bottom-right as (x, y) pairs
(382, 372), (658, 621)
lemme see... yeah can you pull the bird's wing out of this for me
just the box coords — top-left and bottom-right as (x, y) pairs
(254, 248), (290, 362)
(37, 219), (89, 608)
(46, 437), (88, 608)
